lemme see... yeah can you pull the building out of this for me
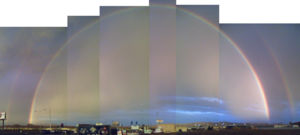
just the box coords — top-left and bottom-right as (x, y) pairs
(290, 122), (300, 128)
(77, 124), (117, 135)
(157, 124), (176, 133)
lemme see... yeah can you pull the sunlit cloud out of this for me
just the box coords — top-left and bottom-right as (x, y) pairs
(163, 96), (223, 105)
(169, 109), (224, 116)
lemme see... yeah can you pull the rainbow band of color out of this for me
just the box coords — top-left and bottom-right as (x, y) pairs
(29, 5), (270, 124)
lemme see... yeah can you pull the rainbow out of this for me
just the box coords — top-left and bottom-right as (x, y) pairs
(256, 31), (294, 116)
(28, 20), (100, 124)
(7, 31), (37, 123)
(268, 48), (294, 116)
(28, 7), (141, 124)
(165, 4), (270, 119)
(28, 5), (270, 124)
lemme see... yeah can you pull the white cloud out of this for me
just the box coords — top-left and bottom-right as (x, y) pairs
(169, 109), (224, 116)
(175, 96), (224, 104)
(200, 97), (224, 104)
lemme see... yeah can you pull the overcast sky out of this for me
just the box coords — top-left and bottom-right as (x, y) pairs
(0, 2), (299, 125)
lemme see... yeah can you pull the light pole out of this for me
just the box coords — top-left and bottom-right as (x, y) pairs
(2, 119), (4, 130)
(49, 107), (52, 130)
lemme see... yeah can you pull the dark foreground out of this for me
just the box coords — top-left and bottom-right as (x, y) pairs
(163, 129), (300, 135)
(1, 129), (300, 135)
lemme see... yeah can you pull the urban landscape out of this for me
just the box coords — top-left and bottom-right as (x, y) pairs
(1, 118), (300, 135)
(1, 0), (300, 135)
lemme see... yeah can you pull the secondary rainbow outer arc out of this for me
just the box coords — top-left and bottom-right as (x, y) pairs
(28, 20), (99, 124)
(29, 5), (270, 124)
(267, 45), (294, 115)
(7, 46), (31, 123)
(28, 7), (142, 124)
(256, 30), (294, 116)
(6, 28), (39, 123)
(267, 48), (294, 115)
